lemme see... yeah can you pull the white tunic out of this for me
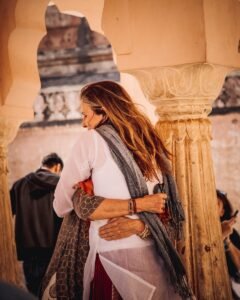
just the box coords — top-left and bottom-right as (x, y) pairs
(53, 129), (180, 300)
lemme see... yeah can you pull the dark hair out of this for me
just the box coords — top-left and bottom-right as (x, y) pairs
(217, 189), (233, 221)
(42, 153), (64, 170)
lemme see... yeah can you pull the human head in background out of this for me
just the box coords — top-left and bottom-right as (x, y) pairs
(217, 189), (233, 222)
(41, 153), (64, 175)
(80, 80), (171, 180)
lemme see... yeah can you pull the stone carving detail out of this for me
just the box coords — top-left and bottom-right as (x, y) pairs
(0, 118), (20, 150)
(213, 71), (240, 109)
(156, 119), (212, 148)
(33, 88), (82, 122)
(129, 63), (232, 120)
(30, 5), (120, 126)
(65, 91), (82, 120)
(0, 117), (20, 283)
(0, 146), (8, 175)
(38, 5), (119, 89)
(33, 94), (47, 122)
(155, 118), (232, 299)
(0, 118), (20, 175)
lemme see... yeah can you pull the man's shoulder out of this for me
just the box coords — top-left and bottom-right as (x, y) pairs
(11, 172), (34, 188)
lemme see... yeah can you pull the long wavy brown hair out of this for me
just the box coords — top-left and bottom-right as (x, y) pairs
(81, 81), (171, 180)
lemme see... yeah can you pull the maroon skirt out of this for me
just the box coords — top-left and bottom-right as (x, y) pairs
(90, 254), (122, 300)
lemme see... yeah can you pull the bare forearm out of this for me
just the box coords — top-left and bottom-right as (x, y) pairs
(89, 199), (130, 220)
(89, 197), (148, 220)
(88, 193), (166, 220)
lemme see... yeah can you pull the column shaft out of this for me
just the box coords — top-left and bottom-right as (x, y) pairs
(0, 145), (19, 283)
(0, 117), (21, 284)
(157, 119), (231, 299)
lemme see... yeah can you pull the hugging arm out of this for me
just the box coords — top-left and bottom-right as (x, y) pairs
(72, 188), (167, 240)
(72, 189), (146, 239)
(54, 129), (167, 221)
(72, 187), (167, 221)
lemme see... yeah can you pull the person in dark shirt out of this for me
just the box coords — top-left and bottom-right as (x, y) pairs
(10, 153), (64, 297)
(217, 189), (240, 300)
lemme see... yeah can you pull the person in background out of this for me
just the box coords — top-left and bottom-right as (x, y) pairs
(217, 189), (240, 300)
(10, 153), (64, 297)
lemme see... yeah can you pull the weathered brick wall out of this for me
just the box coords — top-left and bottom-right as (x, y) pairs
(35, 5), (119, 124)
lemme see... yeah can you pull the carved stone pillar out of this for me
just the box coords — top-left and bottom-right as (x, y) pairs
(0, 117), (21, 284)
(129, 63), (233, 299)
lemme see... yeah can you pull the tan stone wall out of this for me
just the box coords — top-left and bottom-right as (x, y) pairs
(103, 0), (240, 71)
(8, 123), (83, 186)
(211, 113), (240, 224)
(0, 0), (16, 103)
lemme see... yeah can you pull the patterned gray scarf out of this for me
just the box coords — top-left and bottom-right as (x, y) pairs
(96, 124), (193, 299)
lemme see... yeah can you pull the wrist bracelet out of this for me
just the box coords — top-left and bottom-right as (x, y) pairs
(132, 198), (137, 213)
(128, 199), (134, 215)
(138, 224), (151, 239)
(128, 198), (137, 215)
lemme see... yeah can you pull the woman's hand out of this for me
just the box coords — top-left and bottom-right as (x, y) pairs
(136, 193), (167, 214)
(99, 217), (145, 241)
(221, 217), (237, 239)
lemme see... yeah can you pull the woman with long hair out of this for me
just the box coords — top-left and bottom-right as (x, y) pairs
(42, 81), (192, 300)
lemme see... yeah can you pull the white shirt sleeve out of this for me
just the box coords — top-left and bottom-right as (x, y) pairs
(53, 129), (98, 217)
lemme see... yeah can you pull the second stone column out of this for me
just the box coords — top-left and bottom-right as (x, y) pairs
(130, 63), (232, 300)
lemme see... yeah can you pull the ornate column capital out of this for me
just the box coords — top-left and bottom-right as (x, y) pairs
(0, 116), (21, 175)
(128, 63), (232, 121)
(0, 117), (21, 147)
